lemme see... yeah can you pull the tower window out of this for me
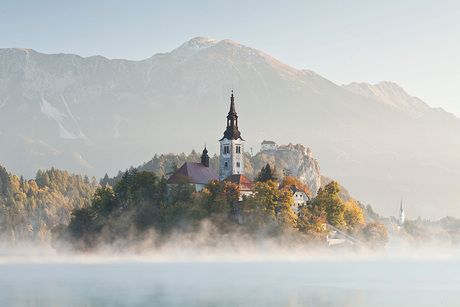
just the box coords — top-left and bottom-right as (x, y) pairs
(224, 162), (228, 168)
(236, 162), (240, 168)
(236, 145), (241, 153)
(224, 146), (230, 154)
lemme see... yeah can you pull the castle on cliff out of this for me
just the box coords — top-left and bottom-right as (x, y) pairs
(261, 140), (312, 157)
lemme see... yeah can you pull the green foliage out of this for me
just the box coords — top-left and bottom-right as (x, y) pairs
(240, 180), (296, 235)
(202, 180), (239, 216)
(91, 186), (116, 218)
(0, 165), (99, 246)
(62, 166), (378, 250)
(102, 151), (221, 186)
(309, 181), (347, 230)
(298, 181), (368, 242)
(254, 164), (278, 183)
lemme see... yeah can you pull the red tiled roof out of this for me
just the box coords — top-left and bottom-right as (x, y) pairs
(167, 162), (219, 184)
(279, 143), (295, 149)
(222, 174), (255, 191)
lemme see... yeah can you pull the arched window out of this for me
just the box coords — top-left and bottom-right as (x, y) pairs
(224, 162), (228, 168)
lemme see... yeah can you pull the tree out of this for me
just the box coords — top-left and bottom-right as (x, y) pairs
(343, 199), (365, 234)
(202, 180), (239, 216)
(362, 221), (389, 250)
(167, 162), (179, 176)
(255, 164), (278, 183)
(167, 175), (195, 204)
(91, 186), (116, 218)
(308, 181), (346, 230)
(240, 180), (296, 234)
(296, 205), (328, 240)
(68, 207), (94, 239)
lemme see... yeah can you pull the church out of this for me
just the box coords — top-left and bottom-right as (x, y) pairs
(167, 91), (254, 191)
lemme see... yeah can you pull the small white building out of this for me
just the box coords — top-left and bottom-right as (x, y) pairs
(288, 185), (310, 215)
(260, 140), (278, 151)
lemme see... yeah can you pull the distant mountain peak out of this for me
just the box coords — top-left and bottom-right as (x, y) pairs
(170, 37), (218, 57)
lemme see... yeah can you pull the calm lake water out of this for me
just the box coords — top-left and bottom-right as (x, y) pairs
(1, 255), (459, 307)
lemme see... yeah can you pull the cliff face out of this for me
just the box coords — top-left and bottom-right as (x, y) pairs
(251, 148), (321, 196)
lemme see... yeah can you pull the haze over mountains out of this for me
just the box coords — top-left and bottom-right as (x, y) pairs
(1, 37), (459, 218)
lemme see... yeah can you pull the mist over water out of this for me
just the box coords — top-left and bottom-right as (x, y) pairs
(1, 235), (460, 307)
(1, 256), (459, 307)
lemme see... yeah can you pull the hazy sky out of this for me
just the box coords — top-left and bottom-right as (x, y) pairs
(2, 0), (459, 116)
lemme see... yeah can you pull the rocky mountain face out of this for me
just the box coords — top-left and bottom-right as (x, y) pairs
(1, 37), (460, 218)
(342, 82), (431, 115)
(253, 148), (321, 196)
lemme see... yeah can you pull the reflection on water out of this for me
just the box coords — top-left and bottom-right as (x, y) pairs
(0, 260), (459, 306)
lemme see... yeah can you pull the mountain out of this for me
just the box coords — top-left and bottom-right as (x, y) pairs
(1, 37), (459, 219)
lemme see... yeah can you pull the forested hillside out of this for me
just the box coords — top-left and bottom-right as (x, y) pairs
(101, 149), (321, 194)
(57, 167), (390, 252)
(0, 166), (99, 246)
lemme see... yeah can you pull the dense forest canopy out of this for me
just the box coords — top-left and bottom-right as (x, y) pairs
(0, 165), (98, 246)
(1, 157), (459, 251)
(58, 165), (387, 252)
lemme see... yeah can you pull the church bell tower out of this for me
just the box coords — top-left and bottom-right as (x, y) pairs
(399, 199), (405, 227)
(219, 91), (244, 180)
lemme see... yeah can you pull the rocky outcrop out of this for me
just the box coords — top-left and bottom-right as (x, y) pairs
(252, 147), (321, 196)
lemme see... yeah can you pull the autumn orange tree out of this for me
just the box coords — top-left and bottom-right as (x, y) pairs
(296, 204), (328, 241)
(240, 180), (297, 235)
(343, 199), (366, 234)
(362, 221), (389, 250)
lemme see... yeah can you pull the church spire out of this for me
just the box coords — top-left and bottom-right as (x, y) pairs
(399, 198), (405, 227)
(221, 91), (242, 140)
(229, 90), (236, 115)
(201, 144), (210, 167)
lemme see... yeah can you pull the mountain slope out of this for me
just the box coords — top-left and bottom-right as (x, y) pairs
(1, 37), (459, 218)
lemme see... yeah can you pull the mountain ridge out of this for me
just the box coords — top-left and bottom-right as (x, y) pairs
(1, 37), (459, 219)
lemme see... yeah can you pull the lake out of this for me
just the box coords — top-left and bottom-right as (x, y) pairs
(1, 250), (459, 307)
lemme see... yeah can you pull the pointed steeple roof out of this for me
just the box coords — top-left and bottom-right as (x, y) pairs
(201, 144), (210, 167)
(229, 90), (237, 115)
(221, 91), (243, 140)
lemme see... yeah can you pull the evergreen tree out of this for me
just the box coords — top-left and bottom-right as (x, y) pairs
(254, 164), (278, 183)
